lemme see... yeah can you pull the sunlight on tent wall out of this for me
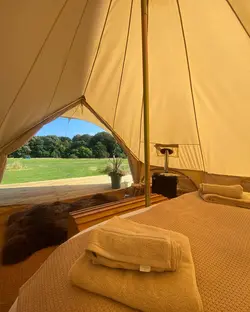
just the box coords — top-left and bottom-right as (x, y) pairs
(1, 0), (250, 182)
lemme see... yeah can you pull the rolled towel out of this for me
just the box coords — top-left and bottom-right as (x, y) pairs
(85, 216), (182, 272)
(199, 183), (243, 199)
(70, 229), (203, 312)
(200, 191), (250, 209)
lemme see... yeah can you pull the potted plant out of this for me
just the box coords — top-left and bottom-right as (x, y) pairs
(103, 157), (126, 189)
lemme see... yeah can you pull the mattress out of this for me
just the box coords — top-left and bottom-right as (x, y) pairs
(12, 193), (250, 312)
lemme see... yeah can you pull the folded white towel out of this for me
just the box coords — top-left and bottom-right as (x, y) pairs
(85, 216), (182, 272)
(70, 227), (203, 312)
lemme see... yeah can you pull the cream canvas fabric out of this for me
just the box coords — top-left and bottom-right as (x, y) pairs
(1, 0), (250, 180)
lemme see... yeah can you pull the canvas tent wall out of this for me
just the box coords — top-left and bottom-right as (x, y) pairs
(1, 0), (250, 185)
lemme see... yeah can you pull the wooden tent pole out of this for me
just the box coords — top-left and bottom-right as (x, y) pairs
(141, 0), (151, 207)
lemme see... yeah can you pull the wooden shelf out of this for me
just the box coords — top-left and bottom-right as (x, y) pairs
(68, 193), (167, 238)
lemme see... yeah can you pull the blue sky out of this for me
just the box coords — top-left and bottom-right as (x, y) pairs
(37, 117), (104, 138)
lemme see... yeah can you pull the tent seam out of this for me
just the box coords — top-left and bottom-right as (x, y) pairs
(82, 99), (140, 161)
(68, 0), (113, 121)
(224, 0), (250, 38)
(176, 0), (206, 172)
(0, 96), (83, 153)
(44, 0), (90, 117)
(138, 98), (144, 160)
(83, 0), (113, 94)
(112, 0), (134, 128)
(0, 0), (70, 131)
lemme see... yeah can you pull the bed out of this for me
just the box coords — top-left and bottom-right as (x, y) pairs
(9, 192), (250, 312)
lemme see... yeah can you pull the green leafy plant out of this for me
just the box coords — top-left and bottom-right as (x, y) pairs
(102, 157), (126, 177)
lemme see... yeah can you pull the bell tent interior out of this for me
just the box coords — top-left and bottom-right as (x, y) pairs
(1, 1), (250, 312)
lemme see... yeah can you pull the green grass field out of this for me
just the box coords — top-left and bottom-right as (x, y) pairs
(2, 158), (130, 185)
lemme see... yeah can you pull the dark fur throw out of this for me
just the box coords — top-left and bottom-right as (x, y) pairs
(1, 193), (117, 265)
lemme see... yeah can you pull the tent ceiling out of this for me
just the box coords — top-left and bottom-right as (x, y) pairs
(1, 0), (250, 177)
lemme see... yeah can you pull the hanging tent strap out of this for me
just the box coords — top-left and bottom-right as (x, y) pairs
(141, 0), (151, 207)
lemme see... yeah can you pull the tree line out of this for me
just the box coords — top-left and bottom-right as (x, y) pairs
(9, 132), (126, 159)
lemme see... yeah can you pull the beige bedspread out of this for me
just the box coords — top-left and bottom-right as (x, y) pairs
(16, 192), (250, 312)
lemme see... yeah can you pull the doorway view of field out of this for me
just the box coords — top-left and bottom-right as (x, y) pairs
(0, 118), (132, 206)
(3, 158), (130, 185)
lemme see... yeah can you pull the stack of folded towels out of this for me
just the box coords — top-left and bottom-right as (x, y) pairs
(69, 216), (203, 312)
(199, 183), (250, 208)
